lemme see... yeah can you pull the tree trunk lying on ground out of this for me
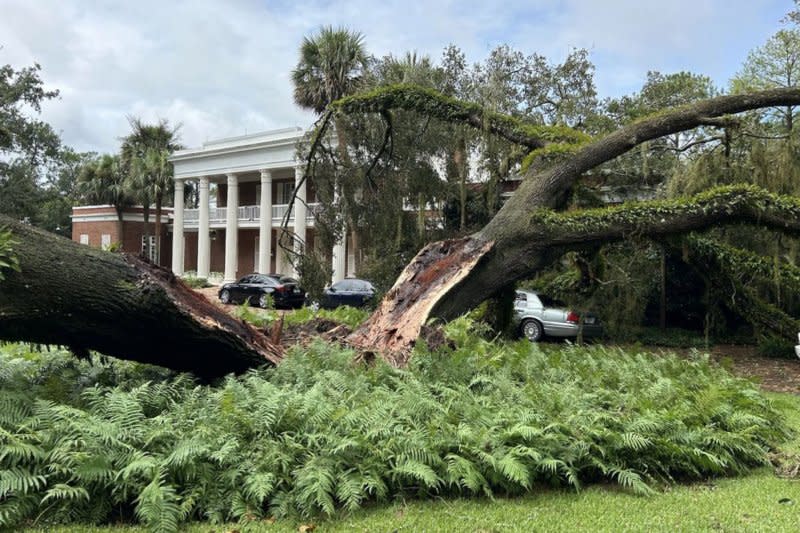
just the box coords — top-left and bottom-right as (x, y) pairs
(0, 218), (282, 379)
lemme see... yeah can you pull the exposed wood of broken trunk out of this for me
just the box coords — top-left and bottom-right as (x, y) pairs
(348, 88), (800, 365)
(0, 217), (282, 379)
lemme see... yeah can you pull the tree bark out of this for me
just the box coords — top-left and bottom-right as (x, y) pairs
(0, 216), (282, 379)
(349, 88), (800, 364)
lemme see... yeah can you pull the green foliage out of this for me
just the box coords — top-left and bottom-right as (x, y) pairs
(531, 184), (800, 235)
(0, 227), (20, 281)
(0, 331), (789, 531)
(756, 335), (797, 359)
(614, 326), (710, 348)
(180, 276), (209, 289)
(232, 304), (370, 330)
(331, 84), (590, 147)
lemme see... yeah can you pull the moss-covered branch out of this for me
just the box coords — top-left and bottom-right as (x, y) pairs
(531, 185), (800, 244)
(675, 236), (800, 340)
(684, 236), (800, 294)
(485, 87), (800, 227)
(329, 84), (590, 149)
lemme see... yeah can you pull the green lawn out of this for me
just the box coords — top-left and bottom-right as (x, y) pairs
(32, 393), (800, 533)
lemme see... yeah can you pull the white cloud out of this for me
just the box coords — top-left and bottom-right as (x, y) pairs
(0, 0), (790, 153)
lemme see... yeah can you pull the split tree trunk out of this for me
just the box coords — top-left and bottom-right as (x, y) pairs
(0, 216), (282, 379)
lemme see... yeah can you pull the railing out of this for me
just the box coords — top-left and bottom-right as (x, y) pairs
(182, 204), (320, 226)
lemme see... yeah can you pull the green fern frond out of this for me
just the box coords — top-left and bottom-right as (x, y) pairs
(0, 467), (47, 496)
(392, 459), (442, 490)
(40, 483), (90, 504)
(135, 470), (182, 533)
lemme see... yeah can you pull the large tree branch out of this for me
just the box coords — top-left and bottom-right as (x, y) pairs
(681, 235), (800, 295)
(0, 216), (283, 379)
(486, 87), (800, 234)
(533, 185), (800, 246)
(329, 83), (590, 149)
(673, 236), (800, 340)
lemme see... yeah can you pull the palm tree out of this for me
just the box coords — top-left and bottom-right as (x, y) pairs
(121, 118), (181, 264)
(292, 26), (369, 270)
(78, 154), (131, 243)
(292, 26), (369, 114)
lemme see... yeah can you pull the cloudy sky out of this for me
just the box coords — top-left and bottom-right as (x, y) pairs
(0, 0), (791, 154)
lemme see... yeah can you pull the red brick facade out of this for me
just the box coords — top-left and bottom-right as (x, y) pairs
(71, 206), (172, 267)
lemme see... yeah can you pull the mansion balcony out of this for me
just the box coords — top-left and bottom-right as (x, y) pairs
(181, 203), (322, 229)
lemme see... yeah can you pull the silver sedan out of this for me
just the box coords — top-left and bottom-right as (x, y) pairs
(514, 290), (603, 342)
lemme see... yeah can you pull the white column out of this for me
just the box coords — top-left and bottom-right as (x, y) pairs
(292, 164), (307, 277)
(275, 232), (284, 274)
(224, 173), (239, 283)
(197, 176), (210, 278)
(331, 188), (346, 283)
(259, 169), (272, 273)
(171, 179), (185, 276)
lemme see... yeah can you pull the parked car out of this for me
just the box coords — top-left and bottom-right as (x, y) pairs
(320, 278), (376, 309)
(514, 289), (602, 342)
(218, 273), (305, 309)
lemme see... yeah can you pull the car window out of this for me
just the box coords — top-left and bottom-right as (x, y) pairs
(278, 276), (298, 284)
(238, 275), (254, 284)
(252, 275), (276, 285)
(538, 294), (566, 308)
(352, 280), (373, 291)
(337, 280), (355, 291)
(515, 291), (527, 302)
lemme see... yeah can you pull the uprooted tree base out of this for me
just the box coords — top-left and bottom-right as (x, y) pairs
(0, 217), (282, 380)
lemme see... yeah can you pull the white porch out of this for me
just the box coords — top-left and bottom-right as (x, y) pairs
(168, 127), (352, 283)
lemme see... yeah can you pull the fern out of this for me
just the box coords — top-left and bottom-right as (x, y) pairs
(135, 470), (181, 533)
(0, 335), (792, 528)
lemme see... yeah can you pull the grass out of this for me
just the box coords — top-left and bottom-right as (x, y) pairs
(31, 463), (800, 532)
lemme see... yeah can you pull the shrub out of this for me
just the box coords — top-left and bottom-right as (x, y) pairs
(757, 335), (796, 359)
(181, 275), (210, 289)
(0, 329), (790, 531)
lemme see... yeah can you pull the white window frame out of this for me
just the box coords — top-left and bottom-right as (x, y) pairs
(79, 234), (89, 245)
(276, 181), (294, 205)
(141, 235), (156, 262)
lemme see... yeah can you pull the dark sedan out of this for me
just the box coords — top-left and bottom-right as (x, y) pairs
(218, 274), (305, 309)
(321, 278), (376, 309)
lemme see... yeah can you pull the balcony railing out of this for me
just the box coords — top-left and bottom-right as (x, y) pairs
(182, 203), (320, 227)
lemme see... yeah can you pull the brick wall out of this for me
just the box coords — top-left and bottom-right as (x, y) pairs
(72, 214), (171, 266)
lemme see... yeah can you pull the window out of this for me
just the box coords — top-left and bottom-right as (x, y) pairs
(276, 181), (294, 204)
(101, 234), (111, 249)
(538, 294), (566, 308)
(79, 234), (89, 245)
(141, 235), (156, 262)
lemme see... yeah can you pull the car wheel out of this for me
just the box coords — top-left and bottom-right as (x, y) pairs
(258, 293), (270, 309)
(522, 319), (543, 342)
(219, 289), (231, 304)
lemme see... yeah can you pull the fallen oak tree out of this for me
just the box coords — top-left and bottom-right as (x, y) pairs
(3, 88), (800, 374)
